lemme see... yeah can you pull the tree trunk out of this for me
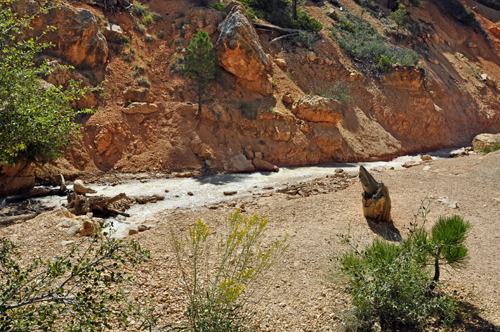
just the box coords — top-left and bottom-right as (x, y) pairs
(66, 192), (127, 217)
(430, 257), (440, 291)
(198, 82), (202, 118)
(359, 166), (392, 222)
(293, 0), (297, 20)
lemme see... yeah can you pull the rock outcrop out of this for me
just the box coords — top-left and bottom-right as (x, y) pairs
(472, 133), (500, 151)
(292, 95), (343, 124)
(123, 87), (156, 103)
(123, 103), (159, 114)
(14, 0), (108, 68)
(215, 2), (271, 95)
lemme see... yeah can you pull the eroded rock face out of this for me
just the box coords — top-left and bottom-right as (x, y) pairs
(0, 163), (35, 197)
(14, 0), (108, 68)
(123, 87), (156, 103)
(215, 1), (269, 81)
(292, 95), (343, 124)
(313, 124), (342, 154)
(472, 133), (500, 151)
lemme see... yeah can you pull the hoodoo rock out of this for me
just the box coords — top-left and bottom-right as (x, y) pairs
(13, 0), (108, 68)
(292, 95), (343, 124)
(215, 2), (269, 82)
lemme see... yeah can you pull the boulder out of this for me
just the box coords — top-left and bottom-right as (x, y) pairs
(282, 92), (294, 104)
(230, 152), (255, 172)
(420, 154), (432, 161)
(103, 23), (125, 42)
(486, 77), (497, 88)
(123, 102), (159, 114)
(215, 2), (269, 81)
(292, 95), (343, 124)
(307, 52), (317, 62)
(123, 87), (156, 103)
(13, 0), (108, 68)
(472, 133), (500, 151)
(253, 158), (279, 172)
(0, 163), (35, 197)
(275, 58), (287, 68)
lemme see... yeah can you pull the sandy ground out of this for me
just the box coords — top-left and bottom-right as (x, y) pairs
(1, 151), (500, 331)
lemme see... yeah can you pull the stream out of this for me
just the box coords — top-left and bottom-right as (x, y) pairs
(9, 148), (466, 237)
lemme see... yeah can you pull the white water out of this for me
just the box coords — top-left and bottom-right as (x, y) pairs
(17, 148), (466, 237)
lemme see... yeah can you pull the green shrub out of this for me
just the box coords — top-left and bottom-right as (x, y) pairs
(320, 81), (353, 104)
(133, 2), (148, 16)
(171, 211), (288, 331)
(477, 142), (500, 154)
(212, 2), (227, 10)
(293, 30), (315, 48)
(134, 21), (147, 34)
(337, 205), (469, 330)
(331, 12), (418, 72)
(239, 100), (260, 120)
(238, 0), (322, 31)
(143, 13), (153, 25)
(0, 234), (152, 331)
(374, 55), (393, 72)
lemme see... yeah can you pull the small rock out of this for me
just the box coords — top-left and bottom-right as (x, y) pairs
(326, 8), (338, 20)
(187, 192), (194, 196)
(254, 151), (263, 159)
(474, 82), (486, 91)
(282, 92), (293, 104)
(61, 240), (75, 246)
(224, 191), (237, 196)
(307, 51), (317, 62)
(243, 149), (254, 159)
(468, 42), (477, 48)
(138, 224), (150, 232)
(275, 58), (287, 68)
(129, 228), (139, 235)
(175, 172), (193, 178)
(423, 166), (431, 171)
(164, 189), (169, 193)
(334, 168), (344, 174)
(421, 154), (432, 161)
(66, 225), (82, 236)
(486, 77), (497, 87)
(428, 57), (439, 65)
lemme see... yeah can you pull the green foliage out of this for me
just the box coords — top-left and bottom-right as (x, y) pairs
(184, 30), (216, 115)
(171, 211), (288, 331)
(330, 12), (418, 72)
(390, 4), (408, 31)
(477, 142), (500, 154)
(238, 0), (323, 31)
(337, 204), (468, 330)
(0, 0), (98, 166)
(293, 30), (316, 48)
(320, 81), (353, 105)
(0, 233), (151, 331)
(134, 21), (147, 34)
(212, 2), (227, 10)
(143, 13), (153, 25)
(133, 2), (162, 27)
(374, 55), (394, 72)
(239, 100), (260, 120)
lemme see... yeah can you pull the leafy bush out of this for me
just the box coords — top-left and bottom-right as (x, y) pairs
(477, 142), (500, 154)
(212, 2), (227, 10)
(0, 234), (151, 330)
(239, 0), (323, 31)
(374, 55), (393, 72)
(293, 30), (316, 48)
(330, 12), (418, 72)
(171, 211), (288, 331)
(321, 81), (353, 104)
(239, 100), (260, 120)
(337, 205), (470, 330)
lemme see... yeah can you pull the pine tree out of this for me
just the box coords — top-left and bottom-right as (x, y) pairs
(184, 30), (216, 117)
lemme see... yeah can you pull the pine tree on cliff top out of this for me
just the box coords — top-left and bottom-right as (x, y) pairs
(184, 30), (216, 117)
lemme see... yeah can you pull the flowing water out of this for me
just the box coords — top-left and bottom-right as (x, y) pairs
(5, 148), (466, 237)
